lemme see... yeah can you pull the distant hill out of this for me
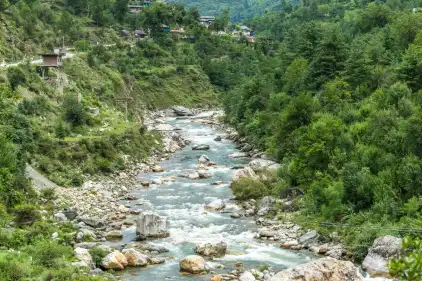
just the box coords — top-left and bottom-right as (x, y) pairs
(169, 0), (297, 22)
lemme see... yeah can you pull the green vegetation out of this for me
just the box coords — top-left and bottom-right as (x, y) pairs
(195, 0), (422, 264)
(390, 237), (422, 281)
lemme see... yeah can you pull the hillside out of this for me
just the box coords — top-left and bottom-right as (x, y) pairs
(169, 0), (296, 21)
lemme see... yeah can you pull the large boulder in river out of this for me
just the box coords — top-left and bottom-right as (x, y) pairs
(102, 251), (128, 270)
(195, 241), (227, 257)
(205, 199), (225, 211)
(269, 257), (363, 281)
(122, 248), (149, 266)
(172, 106), (193, 116)
(362, 235), (402, 278)
(179, 255), (210, 274)
(136, 212), (169, 238)
(192, 144), (210, 151)
(248, 159), (281, 173)
(232, 167), (257, 182)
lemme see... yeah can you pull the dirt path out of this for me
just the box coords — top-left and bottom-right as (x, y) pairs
(25, 164), (59, 190)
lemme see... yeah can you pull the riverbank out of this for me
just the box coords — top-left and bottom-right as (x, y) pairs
(52, 107), (396, 281)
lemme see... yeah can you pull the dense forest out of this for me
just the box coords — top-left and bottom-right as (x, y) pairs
(2, 0), (422, 279)
(169, 0), (297, 21)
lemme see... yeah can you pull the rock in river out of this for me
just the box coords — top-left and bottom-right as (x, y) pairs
(179, 255), (210, 274)
(102, 251), (128, 270)
(248, 159), (280, 172)
(122, 248), (149, 266)
(136, 212), (169, 238)
(269, 257), (363, 281)
(362, 235), (401, 278)
(195, 241), (227, 257)
(205, 199), (225, 211)
(232, 167), (257, 182)
(192, 144), (210, 151)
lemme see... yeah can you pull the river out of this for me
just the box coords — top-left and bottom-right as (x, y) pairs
(114, 117), (379, 281)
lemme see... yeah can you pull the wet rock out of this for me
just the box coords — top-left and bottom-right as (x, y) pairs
(362, 235), (401, 278)
(205, 199), (225, 211)
(230, 212), (241, 218)
(198, 171), (212, 179)
(122, 248), (149, 266)
(102, 251), (128, 270)
(150, 257), (166, 264)
(152, 165), (164, 172)
(172, 106), (193, 116)
(195, 241), (227, 257)
(240, 271), (256, 281)
(280, 240), (299, 249)
(269, 257), (363, 281)
(228, 152), (248, 158)
(179, 255), (210, 274)
(127, 242), (169, 253)
(136, 212), (169, 238)
(231, 165), (245, 170)
(79, 216), (104, 228)
(207, 161), (217, 167)
(189, 172), (200, 180)
(105, 230), (123, 240)
(214, 136), (222, 141)
(74, 247), (95, 269)
(211, 181), (224, 185)
(152, 179), (162, 185)
(248, 159), (281, 173)
(125, 195), (137, 201)
(232, 167), (257, 182)
(140, 181), (150, 187)
(198, 155), (210, 164)
(192, 144), (210, 151)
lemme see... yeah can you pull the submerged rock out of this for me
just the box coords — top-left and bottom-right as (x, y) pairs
(362, 235), (402, 278)
(205, 199), (225, 211)
(195, 241), (227, 257)
(269, 257), (363, 281)
(192, 144), (210, 151)
(136, 212), (169, 238)
(214, 136), (222, 141)
(179, 255), (210, 274)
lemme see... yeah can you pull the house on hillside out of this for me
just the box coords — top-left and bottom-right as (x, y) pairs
(170, 27), (185, 39)
(135, 29), (146, 39)
(200, 16), (215, 28)
(38, 49), (65, 78)
(128, 0), (153, 13)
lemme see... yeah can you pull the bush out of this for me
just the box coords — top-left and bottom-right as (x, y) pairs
(89, 246), (109, 267)
(24, 240), (72, 268)
(232, 175), (282, 200)
(13, 203), (41, 226)
(0, 253), (31, 281)
(55, 120), (71, 139)
(18, 96), (50, 116)
(7, 67), (26, 90)
(40, 187), (56, 201)
(62, 94), (87, 126)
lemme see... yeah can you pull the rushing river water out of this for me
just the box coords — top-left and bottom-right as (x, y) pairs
(114, 117), (380, 281)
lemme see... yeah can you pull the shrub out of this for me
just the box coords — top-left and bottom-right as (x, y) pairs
(40, 187), (56, 201)
(0, 253), (31, 281)
(89, 246), (108, 267)
(7, 67), (26, 90)
(13, 203), (41, 226)
(55, 120), (71, 139)
(18, 96), (50, 116)
(24, 240), (72, 268)
(62, 94), (86, 126)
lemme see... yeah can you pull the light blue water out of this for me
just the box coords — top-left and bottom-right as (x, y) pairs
(116, 118), (316, 280)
